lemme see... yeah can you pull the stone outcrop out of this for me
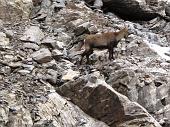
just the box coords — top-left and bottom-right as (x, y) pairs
(57, 71), (162, 127)
(85, 0), (170, 21)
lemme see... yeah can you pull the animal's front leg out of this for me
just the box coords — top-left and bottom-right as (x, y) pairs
(86, 49), (93, 64)
(108, 45), (114, 60)
(111, 48), (114, 59)
(80, 51), (86, 64)
(109, 49), (112, 60)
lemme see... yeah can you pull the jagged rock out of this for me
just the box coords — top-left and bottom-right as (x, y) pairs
(0, 87), (108, 127)
(0, 32), (9, 46)
(165, 2), (170, 17)
(23, 43), (40, 50)
(32, 0), (42, 6)
(45, 69), (61, 85)
(74, 22), (91, 36)
(0, 92), (33, 127)
(41, 36), (56, 49)
(146, 0), (158, 6)
(18, 70), (31, 75)
(52, 49), (63, 60)
(62, 69), (80, 81)
(31, 48), (52, 63)
(35, 92), (109, 127)
(56, 41), (65, 50)
(57, 71), (162, 127)
(0, 66), (11, 75)
(20, 26), (44, 44)
(0, 0), (33, 22)
(22, 64), (34, 71)
(69, 19), (84, 27)
(4, 29), (14, 39)
(57, 32), (72, 44)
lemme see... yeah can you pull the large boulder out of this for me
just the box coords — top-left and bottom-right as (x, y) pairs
(84, 0), (169, 21)
(57, 71), (162, 127)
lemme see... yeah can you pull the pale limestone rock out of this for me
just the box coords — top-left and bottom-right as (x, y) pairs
(20, 26), (44, 43)
(62, 69), (80, 81)
(0, 32), (9, 46)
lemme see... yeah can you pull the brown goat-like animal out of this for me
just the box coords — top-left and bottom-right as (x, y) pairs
(79, 27), (128, 64)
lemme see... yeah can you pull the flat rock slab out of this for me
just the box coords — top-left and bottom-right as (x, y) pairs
(62, 69), (80, 81)
(20, 26), (44, 43)
(31, 48), (52, 63)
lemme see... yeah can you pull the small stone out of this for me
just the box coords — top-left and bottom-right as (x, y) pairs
(20, 26), (44, 44)
(23, 43), (40, 50)
(56, 41), (65, 50)
(62, 69), (80, 81)
(41, 36), (56, 49)
(31, 48), (52, 63)
(46, 69), (60, 85)
(0, 66), (11, 75)
(0, 32), (9, 46)
(88, 25), (98, 34)
(18, 70), (30, 75)
(57, 32), (71, 43)
(52, 49), (63, 60)
(4, 29), (14, 39)
(70, 19), (84, 27)
(74, 22), (90, 36)
(22, 64), (34, 71)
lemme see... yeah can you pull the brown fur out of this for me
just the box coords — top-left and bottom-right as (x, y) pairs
(79, 27), (128, 64)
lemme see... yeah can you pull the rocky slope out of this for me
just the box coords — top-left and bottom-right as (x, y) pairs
(0, 0), (170, 127)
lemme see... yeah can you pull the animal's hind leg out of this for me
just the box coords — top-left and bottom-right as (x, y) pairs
(86, 49), (93, 64)
(80, 51), (86, 64)
(108, 45), (114, 60)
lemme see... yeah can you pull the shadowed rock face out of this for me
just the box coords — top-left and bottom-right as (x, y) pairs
(165, 2), (170, 17)
(56, 72), (162, 127)
(85, 0), (162, 21)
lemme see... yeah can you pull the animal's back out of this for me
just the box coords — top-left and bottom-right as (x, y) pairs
(85, 32), (116, 47)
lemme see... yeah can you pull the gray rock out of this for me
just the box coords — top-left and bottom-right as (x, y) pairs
(23, 43), (40, 50)
(41, 36), (56, 49)
(52, 49), (63, 60)
(18, 70), (31, 75)
(0, 32), (9, 46)
(31, 48), (52, 63)
(0, 66), (11, 75)
(20, 26), (44, 44)
(74, 22), (90, 36)
(22, 64), (35, 71)
(4, 29), (14, 39)
(57, 32), (72, 44)
(45, 69), (60, 85)
(35, 92), (109, 127)
(61, 69), (80, 81)
(57, 71), (162, 127)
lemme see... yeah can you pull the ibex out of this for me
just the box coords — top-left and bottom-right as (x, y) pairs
(79, 27), (129, 64)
